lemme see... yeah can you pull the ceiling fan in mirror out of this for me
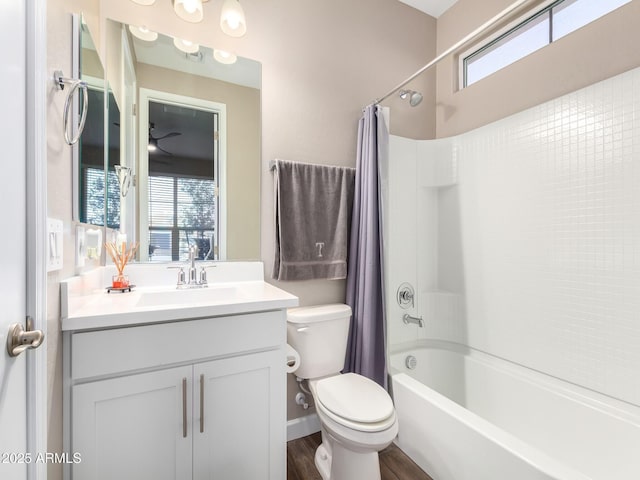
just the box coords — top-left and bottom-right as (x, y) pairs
(148, 122), (182, 155)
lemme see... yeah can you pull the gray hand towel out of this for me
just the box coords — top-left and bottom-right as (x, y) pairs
(273, 159), (356, 281)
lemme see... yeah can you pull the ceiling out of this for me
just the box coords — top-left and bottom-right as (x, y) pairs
(397, 0), (458, 18)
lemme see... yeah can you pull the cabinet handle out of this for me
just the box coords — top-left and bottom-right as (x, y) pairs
(200, 374), (205, 433)
(182, 377), (188, 438)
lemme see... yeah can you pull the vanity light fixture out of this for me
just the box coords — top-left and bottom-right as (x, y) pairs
(173, 37), (200, 54)
(128, 25), (159, 42)
(173, 0), (209, 23)
(136, 0), (247, 36)
(220, 0), (247, 37)
(213, 49), (237, 65)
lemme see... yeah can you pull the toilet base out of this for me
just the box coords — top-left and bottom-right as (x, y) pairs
(314, 441), (382, 480)
(314, 444), (331, 480)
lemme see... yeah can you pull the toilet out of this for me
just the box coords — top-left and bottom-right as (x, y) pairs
(287, 304), (398, 480)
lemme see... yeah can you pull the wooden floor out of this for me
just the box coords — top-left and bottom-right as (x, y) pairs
(287, 432), (433, 480)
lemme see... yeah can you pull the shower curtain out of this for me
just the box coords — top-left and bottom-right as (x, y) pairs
(344, 104), (388, 388)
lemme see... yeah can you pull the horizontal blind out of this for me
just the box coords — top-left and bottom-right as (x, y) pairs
(83, 166), (120, 229)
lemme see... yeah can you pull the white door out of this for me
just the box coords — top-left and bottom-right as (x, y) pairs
(0, 0), (28, 479)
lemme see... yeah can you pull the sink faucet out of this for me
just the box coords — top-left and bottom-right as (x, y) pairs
(187, 244), (199, 285)
(172, 244), (215, 289)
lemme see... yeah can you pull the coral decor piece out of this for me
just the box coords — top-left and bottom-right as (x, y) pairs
(105, 241), (139, 289)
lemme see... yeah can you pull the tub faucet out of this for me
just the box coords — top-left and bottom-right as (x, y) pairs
(403, 314), (424, 328)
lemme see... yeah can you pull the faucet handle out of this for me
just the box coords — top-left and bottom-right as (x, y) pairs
(167, 265), (186, 286)
(199, 264), (217, 286)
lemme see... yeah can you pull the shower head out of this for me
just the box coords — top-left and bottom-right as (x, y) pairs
(399, 89), (423, 107)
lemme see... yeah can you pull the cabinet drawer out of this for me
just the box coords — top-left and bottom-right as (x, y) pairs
(71, 310), (285, 380)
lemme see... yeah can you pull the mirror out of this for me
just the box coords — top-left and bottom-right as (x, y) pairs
(77, 18), (107, 225)
(76, 17), (261, 262)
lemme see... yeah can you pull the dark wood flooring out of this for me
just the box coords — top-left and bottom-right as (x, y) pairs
(287, 432), (434, 480)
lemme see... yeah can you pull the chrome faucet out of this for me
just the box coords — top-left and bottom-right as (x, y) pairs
(187, 244), (199, 286)
(173, 244), (215, 289)
(403, 313), (424, 328)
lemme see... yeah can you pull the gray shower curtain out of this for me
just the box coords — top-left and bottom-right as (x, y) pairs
(344, 104), (388, 388)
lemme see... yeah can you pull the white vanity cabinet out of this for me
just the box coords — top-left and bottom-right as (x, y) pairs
(63, 310), (287, 480)
(72, 366), (194, 479)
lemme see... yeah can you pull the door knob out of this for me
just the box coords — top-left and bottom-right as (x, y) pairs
(7, 317), (44, 357)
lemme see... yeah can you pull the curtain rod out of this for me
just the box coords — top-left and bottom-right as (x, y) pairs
(371, 0), (536, 106)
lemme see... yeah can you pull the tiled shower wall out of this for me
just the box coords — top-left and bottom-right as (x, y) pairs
(386, 66), (640, 406)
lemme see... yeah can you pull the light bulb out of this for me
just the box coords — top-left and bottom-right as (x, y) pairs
(226, 14), (240, 30)
(173, 37), (200, 54)
(213, 49), (237, 65)
(173, 0), (205, 23)
(128, 25), (158, 42)
(183, 0), (199, 13)
(220, 0), (246, 37)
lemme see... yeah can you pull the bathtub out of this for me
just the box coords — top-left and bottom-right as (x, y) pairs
(389, 341), (640, 480)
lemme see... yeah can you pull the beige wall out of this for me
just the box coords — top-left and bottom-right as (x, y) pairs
(44, 0), (640, 465)
(100, 0), (437, 423)
(105, 18), (123, 110)
(81, 47), (103, 79)
(136, 63), (261, 260)
(101, 0), (437, 298)
(436, 0), (640, 137)
(46, 2), (100, 480)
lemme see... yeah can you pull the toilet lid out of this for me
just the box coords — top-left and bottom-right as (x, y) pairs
(315, 373), (394, 424)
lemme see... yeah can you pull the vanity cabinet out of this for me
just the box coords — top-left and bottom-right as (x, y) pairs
(73, 366), (193, 479)
(64, 310), (287, 480)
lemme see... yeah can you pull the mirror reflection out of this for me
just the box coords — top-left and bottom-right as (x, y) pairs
(144, 98), (218, 262)
(78, 21), (107, 225)
(77, 18), (262, 262)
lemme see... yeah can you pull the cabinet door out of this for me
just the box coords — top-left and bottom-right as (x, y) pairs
(193, 350), (286, 480)
(72, 366), (193, 480)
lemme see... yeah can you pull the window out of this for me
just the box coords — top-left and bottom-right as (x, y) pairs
(148, 175), (217, 262)
(82, 166), (120, 229)
(462, 0), (631, 88)
(79, 86), (121, 229)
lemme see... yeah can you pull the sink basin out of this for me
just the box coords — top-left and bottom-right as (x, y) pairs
(136, 286), (238, 308)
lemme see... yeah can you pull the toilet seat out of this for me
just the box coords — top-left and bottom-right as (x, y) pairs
(313, 373), (396, 433)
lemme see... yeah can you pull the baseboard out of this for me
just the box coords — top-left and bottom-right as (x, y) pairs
(287, 413), (321, 441)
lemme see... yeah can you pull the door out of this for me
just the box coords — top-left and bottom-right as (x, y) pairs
(138, 88), (225, 262)
(193, 350), (286, 480)
(72, 366), (193, 480)
(0, 0), (28, 478)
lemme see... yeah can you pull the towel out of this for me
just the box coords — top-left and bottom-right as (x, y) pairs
(273, 159), (356, 281)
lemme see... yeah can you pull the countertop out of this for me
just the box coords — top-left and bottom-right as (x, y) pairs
(61, 263), (299, 331)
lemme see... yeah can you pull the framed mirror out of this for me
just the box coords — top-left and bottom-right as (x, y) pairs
(75, 17), (261, 263)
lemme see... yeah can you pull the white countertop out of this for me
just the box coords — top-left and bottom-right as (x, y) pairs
(61, 263), (299, 332)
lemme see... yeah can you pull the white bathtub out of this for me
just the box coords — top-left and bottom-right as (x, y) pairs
(389, 341), (640, 480)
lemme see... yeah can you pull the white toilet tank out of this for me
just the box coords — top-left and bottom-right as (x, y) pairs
(287, 304), (352, 379)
